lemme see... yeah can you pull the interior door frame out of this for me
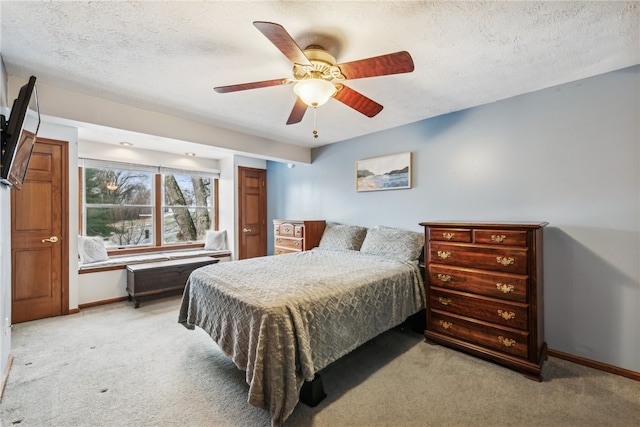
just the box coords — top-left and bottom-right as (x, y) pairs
(58, 138), (70, 316)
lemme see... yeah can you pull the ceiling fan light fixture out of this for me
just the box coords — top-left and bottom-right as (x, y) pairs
(293, 78), (336, 107)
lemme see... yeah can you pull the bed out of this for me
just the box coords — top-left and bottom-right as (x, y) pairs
(178, 224), (426, 426)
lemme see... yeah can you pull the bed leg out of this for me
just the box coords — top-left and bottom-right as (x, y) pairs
(299, 373), (326, 407)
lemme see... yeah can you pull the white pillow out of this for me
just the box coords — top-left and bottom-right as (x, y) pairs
(204, 230), (227, 250)
(78, 236), (109, 264)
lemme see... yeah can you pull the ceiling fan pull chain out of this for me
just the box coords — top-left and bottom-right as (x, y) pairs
(313, 107), (319, 139)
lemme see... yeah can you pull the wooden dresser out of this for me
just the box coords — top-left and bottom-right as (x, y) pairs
(273, 220), (326, 255)
(420, 221), (547, 380)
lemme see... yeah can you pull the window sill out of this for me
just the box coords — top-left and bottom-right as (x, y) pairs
(79, 248), (231, 274)
(106, 243), (206, 257)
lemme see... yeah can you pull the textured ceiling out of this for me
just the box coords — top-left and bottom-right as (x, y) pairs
(1, 1), (639, 152)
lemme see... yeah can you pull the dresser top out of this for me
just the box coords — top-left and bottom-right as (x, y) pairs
(419, 221), (548, 229)
(273, 219), (325, 223)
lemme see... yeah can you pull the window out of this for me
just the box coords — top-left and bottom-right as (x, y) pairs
(84, 167), (154, 248)
(81, 161), (217, 251)
(162, 174), (212, 244)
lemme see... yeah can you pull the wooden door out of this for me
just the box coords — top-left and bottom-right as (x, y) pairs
(11, 138), (68, 323)
(237, 166), (266, 259)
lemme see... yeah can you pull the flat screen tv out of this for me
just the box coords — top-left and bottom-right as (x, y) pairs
(0, 76), (40, 189)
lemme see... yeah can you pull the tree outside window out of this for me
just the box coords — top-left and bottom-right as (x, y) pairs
(163, 174), (211, 244)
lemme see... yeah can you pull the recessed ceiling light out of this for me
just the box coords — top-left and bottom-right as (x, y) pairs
(119, 142), (133, 146)
(185, 152), (196, 157)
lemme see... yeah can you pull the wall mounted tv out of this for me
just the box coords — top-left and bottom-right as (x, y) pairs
(0, 75), (40, 189)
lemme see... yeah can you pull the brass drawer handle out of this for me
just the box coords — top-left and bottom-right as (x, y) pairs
(294, 241), (300, 246)
(276, 238), (282, 243)
(491, 234), (507, 243)
(437, 251), (451, 260)
(438, 320), (453, 330)
(275, 249), (283, 254)
(496, 283), (515, 293)
(442, 232), (455, 240)
(498, 336), (516, 347)
(438, 297), (452, 306)
(496, 256), (514, 266)
(283, 226), (291, 233)
(437, 273), (451, 282)
(497, 310), (516, 320)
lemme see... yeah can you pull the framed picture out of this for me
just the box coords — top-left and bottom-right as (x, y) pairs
(356, 152), (411, 192)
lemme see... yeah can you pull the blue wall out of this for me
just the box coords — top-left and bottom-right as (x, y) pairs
(267, 66), (640, 373)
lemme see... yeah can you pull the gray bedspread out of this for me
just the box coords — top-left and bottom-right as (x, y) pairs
(178, 248), (425, 426)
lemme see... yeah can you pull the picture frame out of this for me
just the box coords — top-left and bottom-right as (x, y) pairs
(356, 152), (411, 192)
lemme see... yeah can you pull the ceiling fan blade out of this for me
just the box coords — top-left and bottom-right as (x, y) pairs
(214, 78), (290, 93)
(253, 21), (311, 66)
(286, 98), (308, 125)
(337, 51), (414, 80)
(333, 85), (383, 118)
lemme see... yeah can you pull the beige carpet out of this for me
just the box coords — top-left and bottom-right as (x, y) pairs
(1, 296), (638, 427)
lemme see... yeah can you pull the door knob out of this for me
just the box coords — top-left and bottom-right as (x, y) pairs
(42, 236), (59, 243)
(243, 228), (252, 233)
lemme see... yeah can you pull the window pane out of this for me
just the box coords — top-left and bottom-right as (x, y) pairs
(86, 207), (153, 248)
(164, 174), (211, 207)
(162, 207), (211, 244)
(163, 174), (212, 244)
(85, 168), (152, 205)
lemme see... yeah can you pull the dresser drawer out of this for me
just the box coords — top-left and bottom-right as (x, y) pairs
(275, 222), (296, 236)
(474, 229), (528, 247)
(429, 228), (472, 243)
(430, 311), (529, 358)
(274, 246), (298, 255)
(430, 289), (528, 330)
(429, 242), (528, 274)
(429, 265), (528, 302)
(275, 237), (303, 251)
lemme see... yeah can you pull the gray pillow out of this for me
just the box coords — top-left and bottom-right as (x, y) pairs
(318, 223), (368, 251)
(78, 236), (109, 264)
(359, 226), (424, 262)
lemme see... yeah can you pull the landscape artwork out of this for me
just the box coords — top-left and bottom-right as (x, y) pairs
(356, 152), (411, 192)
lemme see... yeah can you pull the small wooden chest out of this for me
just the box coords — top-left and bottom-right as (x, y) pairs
(126, 256), (219, 308)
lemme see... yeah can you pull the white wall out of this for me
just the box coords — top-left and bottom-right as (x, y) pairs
(267, 66), (640, 372)
(0, 54), (11, 388)
(78, 140), (222, 173)
(217, 155), (236, 260)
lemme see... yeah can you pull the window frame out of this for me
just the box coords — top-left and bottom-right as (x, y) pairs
(79, 164), (219, 256)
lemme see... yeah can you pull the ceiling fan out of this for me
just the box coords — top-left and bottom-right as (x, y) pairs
(214, 21), (415, 138)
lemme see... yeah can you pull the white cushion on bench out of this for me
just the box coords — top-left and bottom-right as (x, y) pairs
(78, 249), (230, 270)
